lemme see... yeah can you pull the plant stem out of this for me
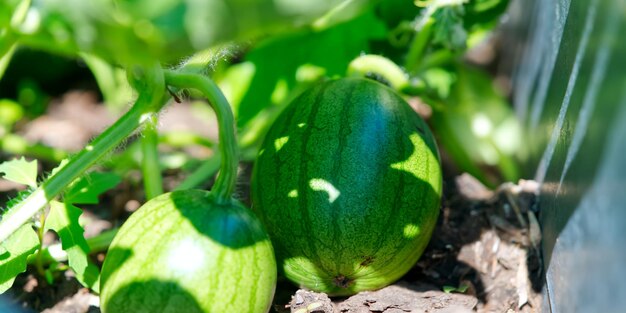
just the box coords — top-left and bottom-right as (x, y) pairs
(35, 213), (46, 277)
(347, 54), (409, 90)
(405, 18), (435, 73)
(0, 42), (16, 80)
(141, 114), (163, 200)
(0, 75), (167, 243)
(164, 71), (238, 203)
(420, 49), (457, 70)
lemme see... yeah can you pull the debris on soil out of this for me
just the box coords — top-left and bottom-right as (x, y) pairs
(337, 282), (477, 313)
(6, 273), (85, 312)
(287, 289), (334, 313)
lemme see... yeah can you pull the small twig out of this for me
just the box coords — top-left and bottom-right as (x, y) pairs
(499, 182), (528, 228)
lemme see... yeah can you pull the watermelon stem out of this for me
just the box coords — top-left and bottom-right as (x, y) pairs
(0, 63), (167, 243)
(347, 54), (409, 90)
(164, 71), (239, 204)
(140, 114), (163, 200)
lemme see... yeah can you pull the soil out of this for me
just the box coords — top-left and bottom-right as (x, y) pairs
(1, 92), (542, 313)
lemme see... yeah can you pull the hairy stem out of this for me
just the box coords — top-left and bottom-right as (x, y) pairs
(0, 66), (166, 243)
(35, 213), (46, 277)
(164, 71), (238, 203)
(141, 114), (163, 200)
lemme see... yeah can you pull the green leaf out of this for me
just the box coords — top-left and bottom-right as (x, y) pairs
(0, 157), (38, 188)
(80, 53), (132, 112)
(432, 5), (467, 50)
(64, 172), (121, 205)
(49, 159), (69, 179)
(45, 201), (100, 292)
(442, 283), (469, 293)
(225, 12), (387, 130)
(463, 0), (511, 30)
(0, 223), (39, 293)
(457, 283), (469, 293)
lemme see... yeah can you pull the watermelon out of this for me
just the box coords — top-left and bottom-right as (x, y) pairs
(100, 190), (277, 313)
(252, 77), (442, 296)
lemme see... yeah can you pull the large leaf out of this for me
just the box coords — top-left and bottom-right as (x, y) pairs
(0, 223), (39, 293)
(8, 0), (374, 65)
(45, 201), (100, 292)
(0, 157), (37, 188)
(80, 53), (132, 112)
(221, 12), (387, 130)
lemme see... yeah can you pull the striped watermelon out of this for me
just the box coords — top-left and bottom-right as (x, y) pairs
(100, 190), (277, 313)
(252, 77), (442, 296)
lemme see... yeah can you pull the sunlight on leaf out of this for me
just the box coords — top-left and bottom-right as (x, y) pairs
(230, 12), (387, 128)
(295, 64), (327, 83)
(218, 61), (256, 114)
(0, 157), (38, 188)
(443, 283), (469, 293)
(271, 79), (290, 105)
(45, 201), (100, 292)
(0, 223), (39, 293)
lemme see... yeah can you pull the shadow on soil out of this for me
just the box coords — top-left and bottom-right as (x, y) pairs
(407, 174), (544, 301)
